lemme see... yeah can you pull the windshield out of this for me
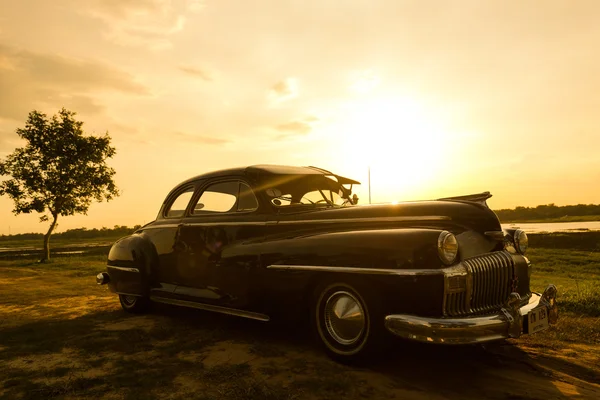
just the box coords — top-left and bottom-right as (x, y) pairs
(263, 174), (354, 208)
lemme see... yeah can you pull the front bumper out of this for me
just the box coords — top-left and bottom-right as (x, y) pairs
(384, 284), (558, 344)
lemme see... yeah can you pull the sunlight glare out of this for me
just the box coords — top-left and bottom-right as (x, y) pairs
(335, 96), (450, 201)
(348, 70), (381, 94)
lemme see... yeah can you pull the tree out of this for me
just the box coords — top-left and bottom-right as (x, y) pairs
(0, 108), (119, 261)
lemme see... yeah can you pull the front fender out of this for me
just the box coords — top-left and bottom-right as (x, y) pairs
(230, 229), (449, 318)
(254, 228), (445, 270)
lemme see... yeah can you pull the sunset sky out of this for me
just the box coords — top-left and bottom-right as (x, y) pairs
(1, 0), (600, 234)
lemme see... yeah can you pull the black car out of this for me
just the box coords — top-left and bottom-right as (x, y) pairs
(97, 165), (558, 360)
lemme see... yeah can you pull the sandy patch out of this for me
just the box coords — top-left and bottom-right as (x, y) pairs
(489, 364), (600, 399)
(0, 295), (117, 327)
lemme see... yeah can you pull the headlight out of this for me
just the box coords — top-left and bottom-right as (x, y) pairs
(437, 231), (458, 265)
(514, 229), (528, 254)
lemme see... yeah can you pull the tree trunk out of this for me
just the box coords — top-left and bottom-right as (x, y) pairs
(41, 213), (58, 262)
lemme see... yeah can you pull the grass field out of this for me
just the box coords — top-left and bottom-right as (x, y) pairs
(0, 235), (599, 399)
(0, 235), (123, 250)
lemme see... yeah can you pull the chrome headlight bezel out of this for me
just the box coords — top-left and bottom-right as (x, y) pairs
(437, 231), (459, 265)
(514, 229), (528, 254)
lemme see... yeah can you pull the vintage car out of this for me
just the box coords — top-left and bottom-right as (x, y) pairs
(97, 165), (558, 360)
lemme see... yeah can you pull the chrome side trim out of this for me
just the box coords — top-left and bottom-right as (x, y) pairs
(142, 215), (450, 229)
(143, 224), (180, 229)
(269, 216), (451, 225)
(267, 264), (443, 276)
(149, 296), (270, 322)
(107, 266), (140, 273)
(144, 222), (266, 229)
(115, 292), (142, 297)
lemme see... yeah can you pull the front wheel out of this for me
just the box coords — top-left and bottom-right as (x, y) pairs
(313, 281), (382, 362)
(119, 294), (150, 314)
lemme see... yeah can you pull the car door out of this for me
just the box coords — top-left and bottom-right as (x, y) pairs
(173, 179), (265, 307)
(145, 184), (196, 295)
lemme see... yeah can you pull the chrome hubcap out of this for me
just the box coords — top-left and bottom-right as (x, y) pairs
(324, 291), (365, 345)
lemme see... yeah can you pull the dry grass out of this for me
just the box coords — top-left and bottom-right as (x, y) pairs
(527, 248), (600, 342)
(514, 247), (600, 382)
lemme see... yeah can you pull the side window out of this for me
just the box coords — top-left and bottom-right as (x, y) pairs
(166, 188), (194, 218)
(193, 182), (238, 214)
(193, 181), (258, 214)
(238, 183), (258, 212)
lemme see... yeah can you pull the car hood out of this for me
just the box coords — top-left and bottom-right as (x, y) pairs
(275, 200), (502, 233)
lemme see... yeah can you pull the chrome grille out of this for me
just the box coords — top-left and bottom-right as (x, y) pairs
(444, 251), (514, 316)
(444, 291), (468, 316)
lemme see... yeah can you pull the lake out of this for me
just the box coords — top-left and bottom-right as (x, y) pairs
(501, 221), (600, 234)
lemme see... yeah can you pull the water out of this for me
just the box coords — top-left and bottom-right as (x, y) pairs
(501, 221), (600, 234)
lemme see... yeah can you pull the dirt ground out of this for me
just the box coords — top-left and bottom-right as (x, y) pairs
(1, 262), (599, 399)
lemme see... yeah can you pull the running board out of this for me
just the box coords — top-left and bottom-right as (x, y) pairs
(150, 296), (270, 322)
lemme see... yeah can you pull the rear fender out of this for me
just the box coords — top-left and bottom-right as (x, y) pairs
(106, 233), (158, 296)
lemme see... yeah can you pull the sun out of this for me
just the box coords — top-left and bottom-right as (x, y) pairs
(332, 95), (450, 202)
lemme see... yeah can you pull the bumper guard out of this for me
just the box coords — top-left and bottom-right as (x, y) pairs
(384, 284), (558, 344)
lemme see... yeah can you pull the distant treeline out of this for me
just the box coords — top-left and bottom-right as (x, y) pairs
(494, 203), (600, 222)
(0, 225), (141, 241)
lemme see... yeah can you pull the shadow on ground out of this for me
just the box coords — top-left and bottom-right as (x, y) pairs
(1, 302), (599, 400)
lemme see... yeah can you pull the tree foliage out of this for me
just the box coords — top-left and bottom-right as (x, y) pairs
(0, 108), (119, 260)
(495, 203), (600, 222)
(0, 225), (141, 242)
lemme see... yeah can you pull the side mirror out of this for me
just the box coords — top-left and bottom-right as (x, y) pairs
(194, 203), (205, 211)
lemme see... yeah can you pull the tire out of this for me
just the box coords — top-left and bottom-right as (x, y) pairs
(119, 294), (150, 314)
(312, 281), (383, 362)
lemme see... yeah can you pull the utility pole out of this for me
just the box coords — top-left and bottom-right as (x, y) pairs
(368, 166), (372, 204)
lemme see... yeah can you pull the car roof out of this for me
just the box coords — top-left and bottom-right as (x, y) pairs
(162, 165), (361, 207)
(176, 165), (337, 186)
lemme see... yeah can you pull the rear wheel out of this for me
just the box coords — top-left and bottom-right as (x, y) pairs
(313, 281), (382, 362)
(119, 294), (150, 314)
